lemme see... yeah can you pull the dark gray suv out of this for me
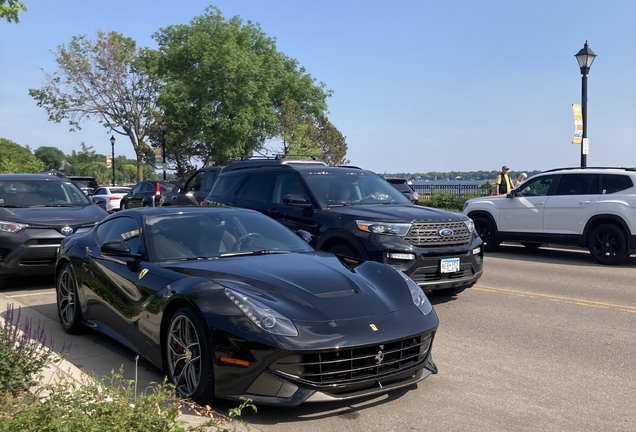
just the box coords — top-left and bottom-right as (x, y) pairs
(203, 158), (484, 296)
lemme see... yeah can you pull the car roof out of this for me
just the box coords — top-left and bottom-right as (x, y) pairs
(0, 173), (65, 181)
(541, 167), (636, 174)
(224, 158), (327, 172)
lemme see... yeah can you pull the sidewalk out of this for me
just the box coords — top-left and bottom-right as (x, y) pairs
(0, 290), (258, 431)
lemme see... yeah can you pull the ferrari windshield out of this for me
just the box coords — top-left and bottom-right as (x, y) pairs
(303, 170), (411, 207)
(145, 211), (314, 261)
(0, 179), (91, 207)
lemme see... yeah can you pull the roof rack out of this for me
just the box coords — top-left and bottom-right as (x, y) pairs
(542, 167), (636, 173)
(224, 158), (327, 172)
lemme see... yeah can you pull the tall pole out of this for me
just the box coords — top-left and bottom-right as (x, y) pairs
(110, 135), (116, 186)
(161, 127), (167, 181)
(580, 71), (588, 168)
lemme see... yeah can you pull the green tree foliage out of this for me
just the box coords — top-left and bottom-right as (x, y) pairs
(33, 146), (66, 171)
(0, 138), (45, 173)
(153, 6), (343, 165)
(29, 31), (162, 181)
(0, 0), (26, 23)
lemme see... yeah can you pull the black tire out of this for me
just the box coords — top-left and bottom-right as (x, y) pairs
(326, 243), (360, 259)
(56, 263), (84, 334)
(143, 201), (150, 207)
(474, 217), (500, 252)
(121, 202), (128, 210)
(520, 242), (542, 249)
(587, 223), (629, 265)
(165, 307), (215, 404)
(434, 287), (466, 296)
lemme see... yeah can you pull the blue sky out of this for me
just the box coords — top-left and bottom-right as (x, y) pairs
(1, 0), (635, 174)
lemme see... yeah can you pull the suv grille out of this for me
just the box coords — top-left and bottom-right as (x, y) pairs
(271, 333), (432, 386)
(403, 222), (471, 247)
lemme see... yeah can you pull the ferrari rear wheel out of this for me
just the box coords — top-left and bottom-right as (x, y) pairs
(166, 307), (215, 404)
(56, 263), (84, 334)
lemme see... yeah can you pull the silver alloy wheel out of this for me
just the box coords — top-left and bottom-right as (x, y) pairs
(57, 268), (76, 328)
(167, 314), (202, 397)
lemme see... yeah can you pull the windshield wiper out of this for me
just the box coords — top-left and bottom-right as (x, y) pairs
(219, 250), (290, 258)
(0, 204), (21, 208)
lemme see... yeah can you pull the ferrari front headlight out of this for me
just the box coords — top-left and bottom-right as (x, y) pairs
(398, 272), (433, 316)
(225, 288), (298, 337)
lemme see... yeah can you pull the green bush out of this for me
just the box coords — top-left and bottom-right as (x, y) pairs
(0, 303), (256, 431)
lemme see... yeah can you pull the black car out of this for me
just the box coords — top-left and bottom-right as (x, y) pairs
(55, 206), (439, 406)
(385, 178), (420, 205)
(67, 176), (99, 195)
(203, 159), (484, 296)
(0, 174), (108, 289)
(120, 180), (185, 208)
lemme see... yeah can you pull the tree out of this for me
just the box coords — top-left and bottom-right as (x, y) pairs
(34, 146), (66, 171)
(0, 138), (45, 173)
(153, 6), (341, 165)
(0, 0), (26, 23)
(29, 31), (162, 181)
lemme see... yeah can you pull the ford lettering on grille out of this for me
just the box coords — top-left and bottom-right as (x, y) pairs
(439, 228), (453, 237)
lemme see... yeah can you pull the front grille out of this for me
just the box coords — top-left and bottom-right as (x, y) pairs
(272, 334), (432, 386)
(403, 221), (471, 247)
(24, 239), (63, 246)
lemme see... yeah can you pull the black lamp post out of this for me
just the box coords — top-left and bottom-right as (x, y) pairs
(575, 41), (597, 168)
(160, 122), (167, 181)
(110, 135), (116, 186)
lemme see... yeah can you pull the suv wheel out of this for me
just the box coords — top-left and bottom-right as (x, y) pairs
(326, 243), (359, 259)
(474, 217), (500, 252)
(587, 223), (629, 265)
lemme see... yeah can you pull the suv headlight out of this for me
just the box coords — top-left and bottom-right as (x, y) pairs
(0, 221), (28, 233)
(225, 288), (298, 336)
(356, 220), (411, 236)
(463, 219), (475, 233)
(398, 272), (433, 316)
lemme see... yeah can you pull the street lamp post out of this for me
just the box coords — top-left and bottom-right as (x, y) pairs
(575, 41), (597, 169)
(110, 135), (116, 186)
(160, 122), (167, 181)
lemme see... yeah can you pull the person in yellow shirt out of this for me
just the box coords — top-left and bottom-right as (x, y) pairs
(495, 166), (514, 195)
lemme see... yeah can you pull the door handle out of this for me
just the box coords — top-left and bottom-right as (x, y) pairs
(579, 201), (591, 205)
(535, 202), (544, 206)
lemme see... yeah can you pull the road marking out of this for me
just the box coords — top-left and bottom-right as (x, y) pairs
(473, 285), (636, 314)
(8, 291), (55, 298)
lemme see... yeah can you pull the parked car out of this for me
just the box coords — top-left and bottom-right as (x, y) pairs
(0, 174), (108, 289)
(385, 177), (420, 204)
(462, 167), (636, 264)
(121, 167), (225, 209)
(92, 186), (131, 212)
(55, 206), (439, 406)
(67, 176), (99, 195)
(203, 158), (483, 296)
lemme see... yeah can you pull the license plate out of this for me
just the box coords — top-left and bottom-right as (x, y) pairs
(440, 258), (460, 273)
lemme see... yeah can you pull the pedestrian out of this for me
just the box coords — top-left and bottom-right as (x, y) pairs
(513, 172), (527, 188)
(495, 166), (514, 195)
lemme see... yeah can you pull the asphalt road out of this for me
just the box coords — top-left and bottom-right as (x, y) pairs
(2, 244), (635, 432)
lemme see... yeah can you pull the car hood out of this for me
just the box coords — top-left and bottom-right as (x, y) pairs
(326, 203), (466, 222)
(0, 205), (107, 227)
(464, 196), (507, 210)
(163, 252), (413, 322)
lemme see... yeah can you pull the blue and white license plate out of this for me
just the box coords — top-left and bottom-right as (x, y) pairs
(440, 258), (460, 273)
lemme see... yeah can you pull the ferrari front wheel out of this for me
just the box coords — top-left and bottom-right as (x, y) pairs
(166, 307), (215, 404)
(56, 263), (84, 334)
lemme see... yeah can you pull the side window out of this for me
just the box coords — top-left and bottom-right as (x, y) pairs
(186, 171), (205, 192)
(516, 175), (556, 197)
(555, 174), (598, 195)
(602, 175), (633, 194)
(237, 174), (275, 202)
(95, 188), (106, 195)
(131, 183), (142, 193)
(141, 182), (154, 193)
(203, 171), (219, 193)
(208, 175), (240, 199)
(273, 174), (307, 203)
(95, 217), (141, 254)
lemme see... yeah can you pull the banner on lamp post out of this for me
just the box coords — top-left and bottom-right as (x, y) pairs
(106, 155), (112, 168)
(572, 104), (583, 144)
(582, 138), (589, 155)
(155, 147), (163, 168)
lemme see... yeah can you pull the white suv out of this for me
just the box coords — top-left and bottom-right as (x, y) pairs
(462, 167), (636, 265)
